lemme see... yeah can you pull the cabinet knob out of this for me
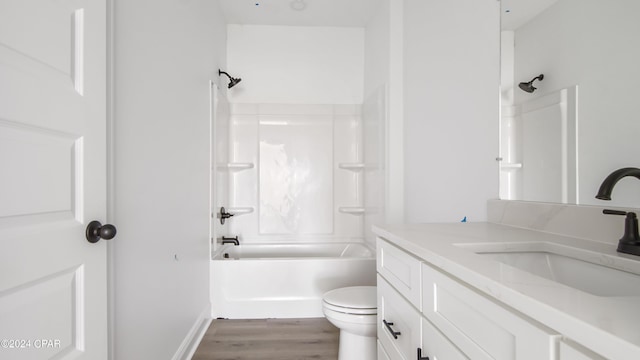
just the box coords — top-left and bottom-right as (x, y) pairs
(417, 348), (430, 360)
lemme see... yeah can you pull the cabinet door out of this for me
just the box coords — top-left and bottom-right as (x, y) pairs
(421, 318), (469, 360)
(377, 238), (423, 309)
(422, 263), (560, 360)
(378, 340), (393, 360)
(378, 275), (422, 360)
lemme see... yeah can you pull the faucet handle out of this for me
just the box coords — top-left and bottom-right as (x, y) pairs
(603, 209), (629, 216)
(603, 209), (640, 256)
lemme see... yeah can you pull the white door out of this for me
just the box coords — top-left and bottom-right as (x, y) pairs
(0, 1), (108, 359)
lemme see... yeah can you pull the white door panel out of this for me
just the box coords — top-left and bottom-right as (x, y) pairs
(0, 1), (107, 359)
(0, 123), (79, 219)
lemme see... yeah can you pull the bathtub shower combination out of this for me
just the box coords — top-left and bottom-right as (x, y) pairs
(211, 98), (386, 319)
(211, 242), (375, 319)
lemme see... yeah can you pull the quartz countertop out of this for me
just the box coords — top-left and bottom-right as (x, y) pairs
(373, 222), (640, 360)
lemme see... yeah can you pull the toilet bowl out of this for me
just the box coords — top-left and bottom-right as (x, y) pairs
(322, 286), (377, 360)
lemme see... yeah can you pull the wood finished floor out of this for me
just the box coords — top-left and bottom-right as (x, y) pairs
(192, 318), (340, 360)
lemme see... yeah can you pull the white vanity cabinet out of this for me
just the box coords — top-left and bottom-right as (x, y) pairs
(559, 340), (606, 360)
(376, 237), (560, 360)
(378, 274), (467, 360)
(374, 221), (640, 360)
(378, 341), (393, 360)
(421, 262), (560, 360)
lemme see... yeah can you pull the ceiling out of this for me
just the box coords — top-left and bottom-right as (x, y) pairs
(218, 0), (384, 27)
(501, 0), (560, 30)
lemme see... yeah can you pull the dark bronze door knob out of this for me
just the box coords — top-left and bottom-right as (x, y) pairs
(86, 221), (117, 243)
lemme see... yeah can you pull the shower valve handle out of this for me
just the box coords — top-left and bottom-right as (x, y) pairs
(219, 207), (235, 225)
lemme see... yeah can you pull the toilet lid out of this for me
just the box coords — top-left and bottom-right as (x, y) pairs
(323, 286), (377, 311)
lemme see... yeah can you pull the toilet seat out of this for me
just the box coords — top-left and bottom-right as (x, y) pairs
(323, 286), (377, 315)
(323, 301), (377, 315)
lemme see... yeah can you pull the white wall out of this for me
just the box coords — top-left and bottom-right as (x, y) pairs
(363, 1), (389, 100)
(362, 88), (386, 246)
(362, 0), (394, 243)
(226, 24), (364, 104)
(403, 0), (500, 223)
(113, 0), (226, 358)
(514, 0), (640, 208)
(363, 0), (405, 224)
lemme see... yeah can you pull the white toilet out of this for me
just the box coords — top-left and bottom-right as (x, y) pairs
(322, 286), (377, 360)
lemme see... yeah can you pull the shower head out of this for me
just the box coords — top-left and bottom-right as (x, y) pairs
(228, 76), (242, 88)
(518, 74), (544, 93)
(218, 70), (242, 89)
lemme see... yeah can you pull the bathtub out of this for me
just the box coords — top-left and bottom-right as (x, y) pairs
(211, 242), (376, 319)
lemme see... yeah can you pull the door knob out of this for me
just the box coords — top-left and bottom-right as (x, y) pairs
(86, 221), (117, 243)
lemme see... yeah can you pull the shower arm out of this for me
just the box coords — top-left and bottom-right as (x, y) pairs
(218, 70), (232, 80)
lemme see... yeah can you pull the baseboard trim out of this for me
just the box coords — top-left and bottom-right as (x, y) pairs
(172, 305), (212, 360)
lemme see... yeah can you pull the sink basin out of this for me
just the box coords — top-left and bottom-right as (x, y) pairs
(456, 243), (640, 297)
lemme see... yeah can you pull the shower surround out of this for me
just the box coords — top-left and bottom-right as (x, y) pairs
(221, 103), (366, 244)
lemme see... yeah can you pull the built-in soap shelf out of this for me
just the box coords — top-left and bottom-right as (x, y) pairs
(338, 163), (366, 171)
(338, 207), (366, 215)
(500, 163), (523, 171)
(337, 163), (378, 171)
(216, 162), (254, 171)
(227, 207), (254, 215)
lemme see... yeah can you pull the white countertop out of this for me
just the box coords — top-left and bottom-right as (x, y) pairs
(373, 222), (640, 360)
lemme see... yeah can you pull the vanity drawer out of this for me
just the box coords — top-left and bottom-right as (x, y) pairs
(421, 317), (468, 360)
(422, 262), (560, 360)
(378, 274), (421, 360)
(377, 237), (422, 309)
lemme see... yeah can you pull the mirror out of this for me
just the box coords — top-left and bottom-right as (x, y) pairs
(499, 0), (640, 209)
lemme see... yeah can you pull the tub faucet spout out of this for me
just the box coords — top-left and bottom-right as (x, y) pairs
(222, 236), (240, 246)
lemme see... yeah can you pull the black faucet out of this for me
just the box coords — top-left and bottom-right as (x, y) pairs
(221, 236), (240, 246)
(596, 167), (640, 255)
(595, 167), (640, 200)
